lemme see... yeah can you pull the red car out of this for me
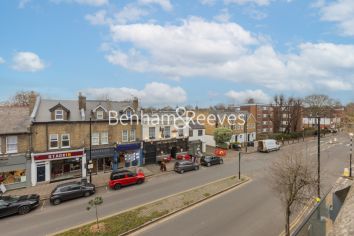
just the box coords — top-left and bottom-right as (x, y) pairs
(108, 169), (145, 190)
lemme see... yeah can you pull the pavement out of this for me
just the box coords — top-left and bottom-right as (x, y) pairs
(0, 133), (348, 236)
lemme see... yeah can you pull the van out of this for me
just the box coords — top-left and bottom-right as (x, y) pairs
(257, 139), (280, 152)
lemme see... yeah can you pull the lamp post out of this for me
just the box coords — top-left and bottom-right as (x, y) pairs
(349, 133), (353, 178)
(244, 113), (248, 153)
(89, 117), (92, 183)
(316, 116), (320, 198)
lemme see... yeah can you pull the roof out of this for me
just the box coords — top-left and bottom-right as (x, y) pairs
(189, 122), (205, 129)
(0, 106), (31, 134)
(84, 100), (133, 121)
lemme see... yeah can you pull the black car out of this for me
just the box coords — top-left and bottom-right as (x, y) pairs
(201, 156), (223, 167)
(174, 160), (199, 174)
(50, 181), (95, 205)
(0, 194), (40, 217)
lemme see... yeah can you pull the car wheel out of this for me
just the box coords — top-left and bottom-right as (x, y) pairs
(18, 205), (31, 215)
(220, 159), (223, 164)
(114, 184), (121, 190)
(84, 191), (91, 197)
(53, 198), (61, 205)
(180, 169), (184, 174)
(195, 166), (199, 170)
(137, 179), (143, 184)
(207, 162), (211, 167)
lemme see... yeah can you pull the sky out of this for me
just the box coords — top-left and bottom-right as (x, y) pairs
(1, 0), (354, 107)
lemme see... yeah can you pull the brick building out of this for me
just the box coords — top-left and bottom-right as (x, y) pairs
(0, 106), (31, 190)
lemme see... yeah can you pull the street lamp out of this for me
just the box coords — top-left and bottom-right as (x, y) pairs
(316, 116), (320, 198)
(349, 133), (353, 178)
(244, 113), (248, 153)
(89, 117), (92, 183)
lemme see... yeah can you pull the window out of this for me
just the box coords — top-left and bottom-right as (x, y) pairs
(263, 121), (267, 125)
(262, 128), (267, 132)
(122, 130), (128, 142)
(262, 107), (268, 111)
(130, 129), (136, 141)
(6, 136), (18, 153)
(96, 110), (104, 120)
(92, 133), (99, 145)
(198, 130), (203, 136)
(149, 127), (155, 139)
(61, 134), (70, 148)
(178, 126), (184, 137)
(55, 110), (63, 120)
(263, 114), (268, 118)
(164, 126), (170, 138)
(0, 137), (2, 154)
(126, 110), (132, 118)
(49, 134), (59, 149)
(101, 132), (108, 144)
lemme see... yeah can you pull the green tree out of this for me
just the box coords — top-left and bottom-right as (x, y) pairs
(87, 196), (103, 230)
(214, 128), (232, 148)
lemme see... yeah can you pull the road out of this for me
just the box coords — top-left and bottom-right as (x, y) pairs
(133, 134), (350, 236)
(0, 134), (349, 236)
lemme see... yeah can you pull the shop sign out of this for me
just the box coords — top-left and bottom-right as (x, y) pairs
(33, 150), (84, 161)
(214, 148), (227, 157)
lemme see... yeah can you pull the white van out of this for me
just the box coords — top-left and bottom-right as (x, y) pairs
(257, 139), (280, 152)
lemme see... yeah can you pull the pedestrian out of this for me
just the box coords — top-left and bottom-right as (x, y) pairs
(160, 161), (164, 172)
(163, 160), (167, 172)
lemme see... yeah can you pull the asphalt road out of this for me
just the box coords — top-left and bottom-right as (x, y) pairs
(0, 134), (349, 236)
(132, 134), (350, 236)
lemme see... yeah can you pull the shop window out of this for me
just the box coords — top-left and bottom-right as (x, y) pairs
(101, 132), (108, 144)
(122, 130), (129, 142)
(164, 126), (170, 138)
(130, 129), (136, 141)
(92, 133), (99, 145)
(178, 126), (184, 137)
(6, 136), (18, 153)
(96, 110), (104, 120)
(49, 134), (59, 149)
(0, 169), (26, 185)
(55, 110), (64, 120)
(198, 130), (203, 136)
(61, 134), (70, 148)
(149, 127), (155, 139)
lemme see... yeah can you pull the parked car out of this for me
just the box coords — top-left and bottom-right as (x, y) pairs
(200, 156), (223, 167)
(174, 160), (199, 174)
(0, 194), (40, 217)
(108, 169), (145, 190)
(257, 139), (280, 152)
(50, 181), (95, 205)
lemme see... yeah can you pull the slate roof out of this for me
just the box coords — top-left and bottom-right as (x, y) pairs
(84, 100), (134, 121)
(0, 106), (31, 134)
(189, 121), (205, 130)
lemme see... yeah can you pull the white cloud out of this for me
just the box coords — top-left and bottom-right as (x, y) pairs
(214, 9), (231, 23)
(200, 0), (216, 6)
(85, 10), (108, 25)
(51, 0), (108, 6)
(225, 0), (272, 6)
(226, 89), (271, 104)
(83, 82), (187, 106)
(315, 80), (352, 91)
(12, 52), (45, 72)
(19, 0), (31, 8)
(138, 0), (173, 11)
(0, 57), (5, 64)
(115, 5), (149, 24)
(317, 0), (354, 36)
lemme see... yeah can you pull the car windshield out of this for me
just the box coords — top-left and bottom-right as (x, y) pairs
(0, 196), (20, 202)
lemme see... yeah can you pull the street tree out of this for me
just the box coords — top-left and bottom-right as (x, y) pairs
(303, 94), (339, 117)
(213, 127), (232, 148)
(269, 151), (317, 236)
(3, 90), (38, 106)
(86, 196), (104, 231)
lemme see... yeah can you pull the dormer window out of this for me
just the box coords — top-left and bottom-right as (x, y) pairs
(55, 110), (63, 120)
(96, 110), (104, 120)
(126, 110), (131, 118)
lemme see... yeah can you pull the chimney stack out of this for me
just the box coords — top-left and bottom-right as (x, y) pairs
(28, 92), (37, 115)
(132, 97), (139, 112)
(78, 92), (86, 111)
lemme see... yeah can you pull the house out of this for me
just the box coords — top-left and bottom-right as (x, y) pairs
(29, 94), (141, 186)
(188, 122), (206, 155)
(0, 106), (31, 190)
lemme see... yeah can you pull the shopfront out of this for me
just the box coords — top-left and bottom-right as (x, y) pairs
(114, 143), (142, 169)
(85, 147), (114, 174)
(0, 154), (30, 190)
(31, 149), (86, 186)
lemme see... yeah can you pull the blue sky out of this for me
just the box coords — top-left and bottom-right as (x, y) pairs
(1, 0), (354, 106)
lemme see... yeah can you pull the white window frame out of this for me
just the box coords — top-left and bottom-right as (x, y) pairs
(6, 136), (18, 153)
(101, 132), (108, 145)
(92, 132), (99, 145)
(164, 126), (170, 138)
(122, 130), (129, 142)
(96, 110), (104, 120)
(130, 129), (136, 142)
(198, 130), (203, 136)
(49, 134), (59, 149)
(61, 134), (71, 148)
(55, 110), (64, 120)
(149, 127), (155, 139)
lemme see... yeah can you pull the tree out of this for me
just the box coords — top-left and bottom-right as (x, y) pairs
(303, 94), (339, 117)
(4, 90), (38, 106)
(270, 151), (317, 236)
(214, 127), (232, 148)
(86, 196), (103, 230)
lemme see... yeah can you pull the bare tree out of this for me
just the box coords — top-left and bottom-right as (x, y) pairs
(270, 151), (317, 236)
(303, 94), (339, 117)
(271, 95), (286, 133)
(5, 91), (38, 106)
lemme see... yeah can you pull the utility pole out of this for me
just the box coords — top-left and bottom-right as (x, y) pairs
(238, 152), (241, 179)
(244, 113), (248, 153)
(317, 116), (320, 198)
(350, 133), (353, 178)
(89, 117), (92, 184)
